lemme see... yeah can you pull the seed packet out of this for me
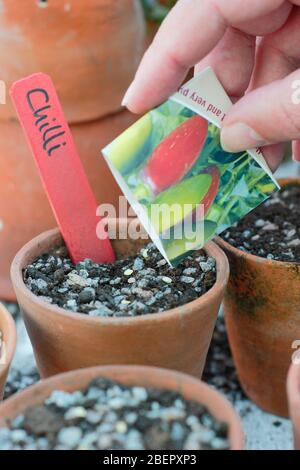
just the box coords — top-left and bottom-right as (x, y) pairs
(102, 67), (279, 266)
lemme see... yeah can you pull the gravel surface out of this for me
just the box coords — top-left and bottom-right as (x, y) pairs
(0, 376), (229, 450)
(222, 185), (300, 262)
(23, 243), (216, 317)
(2, 302), (293, 449)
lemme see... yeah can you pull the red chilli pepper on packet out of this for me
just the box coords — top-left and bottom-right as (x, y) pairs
(139, 115), (208, 198)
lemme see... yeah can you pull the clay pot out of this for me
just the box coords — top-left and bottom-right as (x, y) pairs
(0, 304), (16, 400)
(0, 364), (244, 449)
(0, 111), (137, 301)
(216, 178), (300, 417)
(287, 363), (300, 450)
(11, 221), (229, 378)
(0, 0), (144, 123)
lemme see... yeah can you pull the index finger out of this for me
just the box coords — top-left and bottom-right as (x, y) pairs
(124, 0), (285, 113)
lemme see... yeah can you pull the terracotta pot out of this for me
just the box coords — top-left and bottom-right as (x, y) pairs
(0, 0), (145, 123)
(11, 221), (229, 378)
(216, 178), (300, 417)
(0, 304), (16, 400)
(287, 363), (300, 450)
(0, 364), (244, 449)
(0, 111), (137, 301)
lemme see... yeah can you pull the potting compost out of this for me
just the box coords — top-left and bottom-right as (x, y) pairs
(0, 376), (229, 450)
(222, 185), (300, 262)
(23, 242), (216, 317)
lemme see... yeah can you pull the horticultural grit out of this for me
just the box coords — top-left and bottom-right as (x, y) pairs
(0, 376), (229, 450)
(0, 366), (244, 449)
(23, 242), (216, 318)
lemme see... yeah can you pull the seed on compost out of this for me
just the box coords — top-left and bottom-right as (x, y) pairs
(255, 219), (265, 228)
(124, 269), (133, 276)
(64, 407), (87, 421)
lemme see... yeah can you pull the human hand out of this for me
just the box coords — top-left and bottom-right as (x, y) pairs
(123, 0), (300, 170)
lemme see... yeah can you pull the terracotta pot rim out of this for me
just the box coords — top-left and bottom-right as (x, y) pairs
(216, 235), (300, 268)
(217, 177), (300, 269)
(0, 303), (17, 376)
(0, 364), (244, 450)
(11, 226), (230, 326)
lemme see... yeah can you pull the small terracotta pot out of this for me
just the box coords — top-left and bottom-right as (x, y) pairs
(0, 111), (137, 301)
(216, 178), (300, 417)
(0, 0), (145, 123)
(0, 304), (16, 400)
(287, 363), (300, 450)
(11, 221), (229, 378)
(0, 365), (244, 449)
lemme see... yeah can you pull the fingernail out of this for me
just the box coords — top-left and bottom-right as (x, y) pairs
(121, 81), (135, 107)
(221, 123), (268, 152)
(263, 143), (285, 172)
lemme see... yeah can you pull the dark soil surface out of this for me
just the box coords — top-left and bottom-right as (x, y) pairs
(23, 243), (216, 317)
(0, 376), (229, 450)
(222, 185), (300, 262)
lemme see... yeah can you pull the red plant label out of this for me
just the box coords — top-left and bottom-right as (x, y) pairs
(10, 73), (115, 265)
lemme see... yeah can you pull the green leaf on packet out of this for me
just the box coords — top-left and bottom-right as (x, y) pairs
(102, 68), (279, 266)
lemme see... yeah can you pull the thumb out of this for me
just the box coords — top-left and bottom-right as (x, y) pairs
(221, 70), (300, 154)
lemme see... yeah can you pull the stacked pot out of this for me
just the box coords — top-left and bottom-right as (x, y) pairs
(0, 0), (145, 300)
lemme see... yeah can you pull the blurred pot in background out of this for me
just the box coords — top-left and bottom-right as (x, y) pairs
(0, 0), (145, 122)
(0, 0), (145, 299)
